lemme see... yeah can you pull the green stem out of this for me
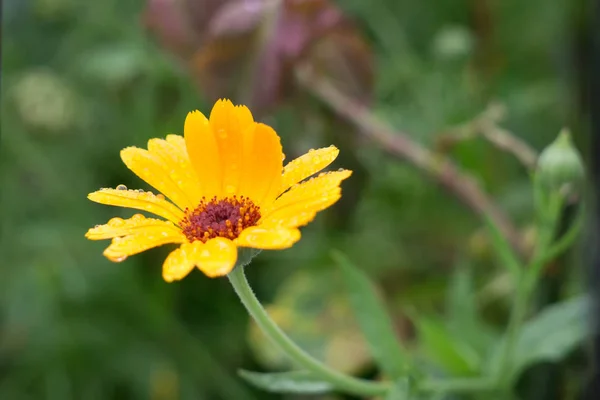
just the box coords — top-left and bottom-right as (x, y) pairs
(420, 377), (496, 393)
(497, 275), (530, 385)
(227, 266), (390, 397)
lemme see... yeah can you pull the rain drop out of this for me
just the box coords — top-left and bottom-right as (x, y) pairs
(116, 184), (127, 190)
(132, 214), (145, 221)
(108, 217), (125, 226)
(308, 148), (315, 153)
(156, 194), (165, 200)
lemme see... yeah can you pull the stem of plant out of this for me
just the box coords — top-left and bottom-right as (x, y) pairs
(227, 265), (391, 397)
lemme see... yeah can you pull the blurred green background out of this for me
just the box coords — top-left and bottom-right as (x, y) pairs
(1, 0), (591, 399)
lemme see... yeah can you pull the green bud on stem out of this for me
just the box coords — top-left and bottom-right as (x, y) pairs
(536, 129), (585, 194)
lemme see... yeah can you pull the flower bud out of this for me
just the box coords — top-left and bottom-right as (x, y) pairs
(536, 129), (585, 192)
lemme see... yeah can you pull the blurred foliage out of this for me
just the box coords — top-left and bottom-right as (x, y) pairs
(0, 0), (589, 399)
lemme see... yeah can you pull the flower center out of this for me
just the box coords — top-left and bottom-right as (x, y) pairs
(181, 196), (261, 243)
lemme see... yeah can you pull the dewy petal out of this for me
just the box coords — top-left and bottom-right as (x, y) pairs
(162, 238), (237, 280)
(259, 189), (342, 229)
(280, 146), (339, 193)
(86, 214), (178, 240)
(236, 227), (301, 250)
(121, 146), (193, 210)
(238, 123), (283, 207)
(162, 242), (202, 282)
(266, 170), (352, 214)
(184, 110), (222, 197)
(147, 137), (203, 204)
(195, 237), (238, 278)
(88, 188), (184, 224)
(102, 226), (186, 262)
(208, 99), (246, 196)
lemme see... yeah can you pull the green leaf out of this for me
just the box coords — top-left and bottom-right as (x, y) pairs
(332, 250), (409, 379)
(446, 262), (476, 327)
(412, 316), (481, 375)
(483, 214), (522, 279)
(509, 295), (591, 380)
(238, 370), (333, 394)
(384, 378), (411, 400)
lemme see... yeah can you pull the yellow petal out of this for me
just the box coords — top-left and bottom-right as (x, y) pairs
(147, 137), (203, 204)
(208, 99), (246, 196)
(196, 237), (238, 278)
(86, 214), (178, 240)
(162, 238), (238, 280)
(88, 188), (184, 224)
(184, 110), (222, 197)
(166, 134), (186, 152)
(121, 147), (193, 210)
(238, 123), (283, 207)
(267, 170), (352, 214)
(281, 146), (339, 193)
(259, 190), (342, 229)
(162, 242), (202, 282)
(102, 226), (186, 262)
(236, 227), (301, 250)
(235, 104), (254, 127)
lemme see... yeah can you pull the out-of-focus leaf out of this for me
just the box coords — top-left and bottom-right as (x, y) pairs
(497, 295), (591, 381)
(445, 262), (499, 357)
(384, 378), (411, 400)
(333, 251), (409, 379)
(247, 268), (371, 374)
(77, 45), (149, 87)
(412, 316), (481, 376)
(238, 370), (334, 394)
(446, 262), (476, 327)
(484, 214), (522, 279)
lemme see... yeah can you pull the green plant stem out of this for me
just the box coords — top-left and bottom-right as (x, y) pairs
(420, 377), (496, 393)
(496, 275), (530, 385)
(497, 192), (564, 385)
(227, 266), (390, 397)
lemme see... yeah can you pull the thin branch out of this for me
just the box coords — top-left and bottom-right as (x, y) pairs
(295, 65), (526, 256)
(440, 103), (538, 170)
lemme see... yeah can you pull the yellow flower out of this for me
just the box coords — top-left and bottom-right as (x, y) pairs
(86, 99), (351, 281)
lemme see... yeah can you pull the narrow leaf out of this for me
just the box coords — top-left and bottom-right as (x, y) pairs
(484, 215), (522, 279)
(332, 250), (409, 379)
(238, 370), (334, 394)
(412, 316), (481, 376)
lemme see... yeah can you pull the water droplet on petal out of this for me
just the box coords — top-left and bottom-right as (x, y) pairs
(131, 214), (145, 221)
(137, 189), (144, 193)
(113, 255), (127, 262)
(108, 217), (125, 226)
(200, 249), (210, 257)
(156, 194), (165, 200)
(308, 148), (315, 153)
(116, 184), (127, 190)
(281, 153), (286, 161)
(337, 168), (344, 172)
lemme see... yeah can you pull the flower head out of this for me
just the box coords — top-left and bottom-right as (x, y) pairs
(86, 99), (351, 281)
